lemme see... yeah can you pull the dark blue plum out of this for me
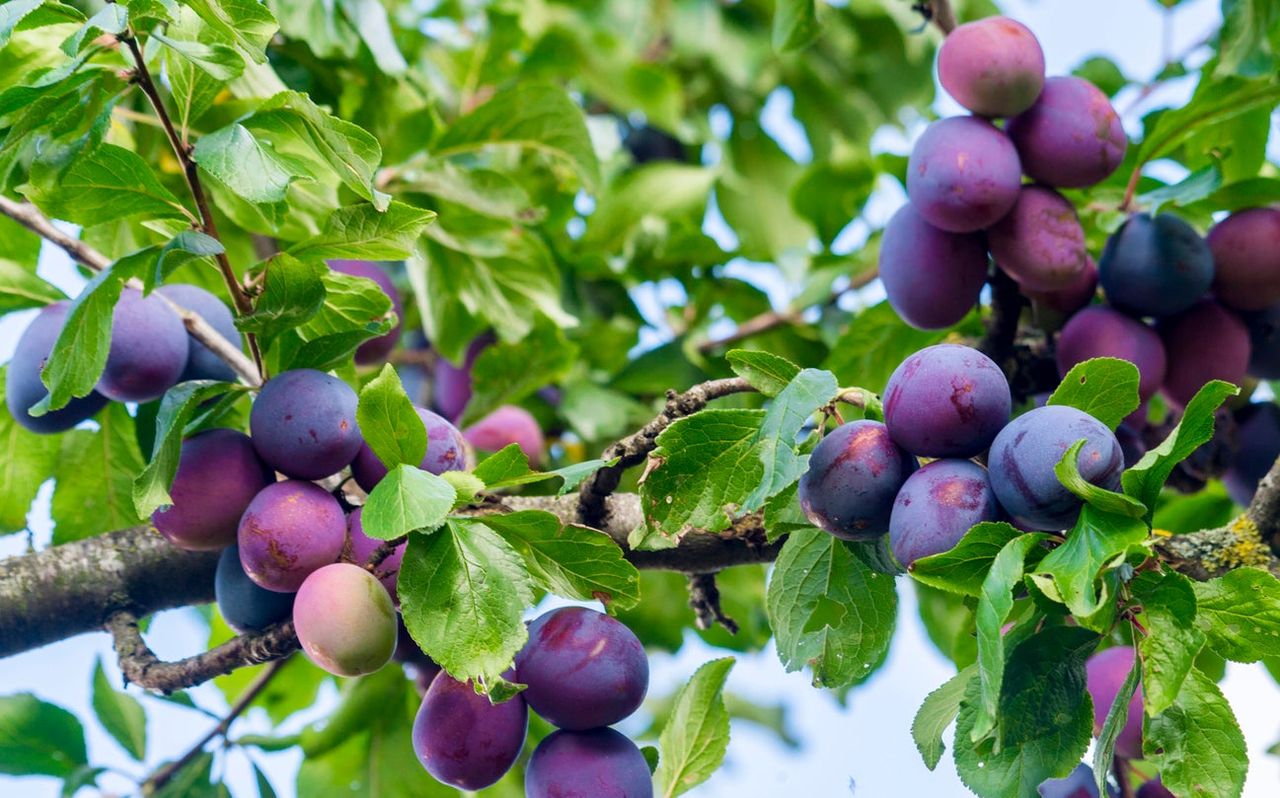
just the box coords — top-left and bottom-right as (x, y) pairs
(525, 728), (653, 798)
(1097, 213), (1214, 318)
(889, 459), (1002, 568)
(153, 429), (274, 551)
(1223, 403), (1280, 506)
(250, 369), (362, 480)
(1115, 423), (1147, 468)
(988, 405), (1124, 531)
(1137, 779), (1175, 798)
(1243, 304), (1280, 379)
(797, 420), (917, 540)
(878, 202), (989, 330)
(412, 670), (527, 790)
(215, 544), (295, 633)
(5, 302), (108, 433)
(157, 284), (241, 383)
(98, 288), (189, 402)
(883, 344), (1012, 458)
(1038, 763), (1115, 798)
(350, 405), (465, 492)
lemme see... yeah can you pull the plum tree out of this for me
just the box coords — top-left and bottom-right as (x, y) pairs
(1158, 299), (1250, 409)
(214, 545), (294, 634)
(350, 405), (466, 491)
(152, 429), (274, 551)
(1056, 306), (1167, 401)
(878, 202), (989, 330)
(412, 670), (528, 790)
(1085, 647), (1144, 761)
(328, 260), (403, 364)
(463, 405), (545, 466)
(98, 288), (189, 403)
(1223, 403), (1280, 506)
(249, 369), (363, 480)
(1207, 207), (1280, 311)
(515, 607), (649, 730)
(293, 563), (397, 676)
(883, 344), (1011, 457)
(156, 284), (241, 383)
(5, 302), (108, 433)
(889, 459), (1001, 567)
(525, 728), (653, 798)
(937, 16), (1044, 117)
(1097, 213), (1215, 318)
(797, 420), (917, 540)
(905, 116), (1022, 233)
(1006, 75), (1126, 188)
(987, 185), (1089, 292)
(345, 507), (405, 599)
(237, 480), (347, 592)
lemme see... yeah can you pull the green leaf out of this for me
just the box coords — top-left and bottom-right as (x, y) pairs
(51, 403), (146, 543)
(361, 465), (456, 540)
(912, 665), (976, 770)
(0, 0), (55, 48)
(773, 0), (820, 52)
(91, 658), (146, 760)
(1193, 566), (1280, 662)
(23, 144), (189, 226)
(726, 350), (801, 398)
(184, 0), (278, 63)
(194, 124), (295, 205)
(1136, 74), (1280, 165)
(398, 518), (533, 683)
(0, 693), (87, 777)
(766, 529), (897, 688)
(909, 522), (1026, 597)
(462, 323), (578, 426)
(152, 231), (225, 290)
(288, 268), (394, 370)
(149, 751), (226, 798)
(742, 368), (838, 511)
(0, 366), (61, 534)
(153, 31), (244, 80)
(356, 365), (425, 471)
(1032, 505), (1147, 628)
(653, 657), (735, 798)
(337, 0), (406, 75)
(132, 380), (238, 518)
(580, 162), (715, 253)
(1092, 650), (1140, 795)
(1138, 164), (1223, 213)
(1144, 667), (1248, 798)
(287, 202), (436, 262)
(59, 3), (127, 56)
(824, 302), (975, 393)
(236, 254), (325, 341)
(1216, 0), (1280, 76)
(483, 510), (640, 610)
(1132, 570), (1205, 715)
(472, 444), (614, 495)
(1047, 357), (1142, 431)
(1053, 439), (1147, 517)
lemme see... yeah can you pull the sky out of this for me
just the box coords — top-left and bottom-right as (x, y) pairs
(3, 1), (1279, 796)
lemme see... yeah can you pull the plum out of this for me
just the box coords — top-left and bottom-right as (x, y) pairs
(5, 302), (108, 433)
(905, 116), (1022, 233)
(1098, 213), (1214, 318)
(988, 405), (1124, 530)
(156, 284), (241, 383)
(1223, 402), (1280, 506)
(215, 544), (294, 633)
(1137, 779), (1175, 798)
(250, 369), (362, 480)
(1038, 763), (1114, 798)
(329, 260), (403, 364)
(1024, 257), (1098, 316)
(1207, 207), (1280, 311)
(350, 405), (466, 492)
(515, 606), (648, 730)
(883, 344), (1012, 458)
(525, 728), (653, 798)
(889, 459), (1002, 567)
(98, 288), (189, 403)
(987, 186), (1089, 292)
(938, 16), (1045, 117)
(294, 562), (397, 676)
(462, 405), (545, 466)
(345, 506), (404, 599)
(1086, 646), (1144, 760)
(1056, 306), (1167, 401)
(1007, 76), (1126, 188)
(395, 622), (442, 685)
(1243, 304), (1280, 379)
(878, 202), (989, 330)
(412, 670), (527, 790)
(1158, 299), (1250, 409)
(152, 428), (274, 551)
(1116, 423), (1147, 469)
(433, 337), (488, 421)
(237, 480), (346, 592)
(797, 420), (917, 540)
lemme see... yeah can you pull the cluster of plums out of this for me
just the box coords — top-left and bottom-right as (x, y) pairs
(414, 606), (654, 797)
(799, 343), (1123, 567)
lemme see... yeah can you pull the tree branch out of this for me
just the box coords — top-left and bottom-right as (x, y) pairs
(687, 573), (739, 634)
(929, 0), (957, 35)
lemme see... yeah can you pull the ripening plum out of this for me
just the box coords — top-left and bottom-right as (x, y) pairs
(1137, 779), (1175, 798)
(937, 16), (1045, 117)
(1086, 646), (1144, 760)
(5, 302), (109, 433)
(1158, 299), (1250, 409)
(883, 344), (1012, 458)
(987, 186), (1089, 292)
(1207, 207), (1280, 311)
(329, 260), (403, 364)
(98, 288), (189, 402)
(463, 405), (545, 466)
(1056, 306), (1167, 401)
(798, 420), (917, 540)
(1243, 304), (1280, 379)
(878, 202), (989, 330)
(238, 480), (346, 592)
(905, 116), (1022, 233)
(525, 728), (653, 798)
(515, 606), (648, 730)
(346, 506), (404, 599)
(293, 562), (397, 676)
(889, 459), (1002, 568)
(215, 544), (294, 633)
(1024, 257), (1098, 316)
(988, 405), (1124, 530)
(412, 670), (527, 790)
(250, 369), (362, 480)
(1038, 763), (1114, 798)
(152, 429), (274, 551)
(156, 284), (241, 383)
(433, 337), (488, 421)
(350, 406), (466, 492)
(1006, 76), (1126, 188)
(1223, 403), (1280, 506)
(1098, 213), (1214, 318)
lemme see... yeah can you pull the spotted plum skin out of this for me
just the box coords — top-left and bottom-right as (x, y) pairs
(798, 420), (917, 541)
(988, 405), (1124, 531)
(237, 480), (346, 592)
(514, 606), (649, 730)
(1086, 646), (1144, 760)
(1024, 257), (1098, 316)
(905, 116), (1022, 233)
(215, 544), (294, 633)
(6, 302), (109, 433)
(1244, 304), (1280, 379)
(1056, 306), (1167, 401)
(294, 562), (397, 676)
(153, 429), (274, 551)
(938, 16), (1045, 117)
(346, 506), (404, 599)
(98, 288), (189, 403)
(463, 405), (545, 466)
(1098, 213), (1214, 318)
(1158, 299), (1250, 409)
(250, 369), (362, 480)
(156, 284), (240, 382)
(878, 202), (989, 330)
(988, 186), (1089, 292)
(889, 459), (1001, 568)
(329, 260), (403, 364)
(1038, 763), (1112, 798)
(412, 670), (527, 790)
(1007, 76), (1126, 188)
(1223, 403), (1280, 506)
(433, 337), (488, 421)
(883, 344), (1012, 458)
(1207, 207), (1280, 311)
(351, 406), (466, 492)
(525, 728), (653, 798)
